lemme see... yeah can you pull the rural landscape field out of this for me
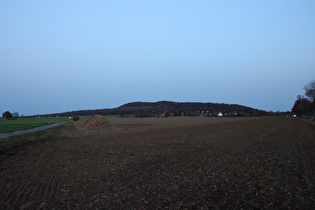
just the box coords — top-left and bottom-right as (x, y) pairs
(0, 116), (314, 209)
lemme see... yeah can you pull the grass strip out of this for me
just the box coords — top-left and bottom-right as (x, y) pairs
(0, 117), (71, 133)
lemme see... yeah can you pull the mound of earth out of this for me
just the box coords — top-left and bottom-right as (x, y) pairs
(78, 115), (114, 131)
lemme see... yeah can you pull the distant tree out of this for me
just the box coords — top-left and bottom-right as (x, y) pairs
(292, 96), (311, 116)
(304, 79), (315, 103)
(13, 112), (19, 118)
(292, 80), (315, 119)
(72, 116), (80, 121)
(2, 111), (13, 120)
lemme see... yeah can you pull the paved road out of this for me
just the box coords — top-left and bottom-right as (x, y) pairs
(0, 122), (66, 139)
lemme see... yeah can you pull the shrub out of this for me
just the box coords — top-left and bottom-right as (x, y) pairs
(72, 116), (80, 121)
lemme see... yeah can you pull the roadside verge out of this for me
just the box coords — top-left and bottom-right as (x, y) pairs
(0, 122), (66, 139)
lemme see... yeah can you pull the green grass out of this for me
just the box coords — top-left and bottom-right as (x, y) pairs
(0, 117), (71, 133)
(0, 123), (67, 146)
(0, 115), (121, 134)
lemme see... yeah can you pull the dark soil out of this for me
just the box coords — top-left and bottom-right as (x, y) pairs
(0, 117), (314, 209)
(76, 115), (116, 131)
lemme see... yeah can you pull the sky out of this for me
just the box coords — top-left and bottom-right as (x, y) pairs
(1, 1), (315, 116)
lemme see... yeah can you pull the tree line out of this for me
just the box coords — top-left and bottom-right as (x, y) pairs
(2, 111), (19, 120)
(292, 80), (315, 119)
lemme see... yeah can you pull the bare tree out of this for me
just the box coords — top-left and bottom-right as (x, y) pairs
(13, 112), (19, 118)
(304, 79), (315, 103)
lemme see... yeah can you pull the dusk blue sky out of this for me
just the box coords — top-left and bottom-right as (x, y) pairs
(1, 1), (315, 116)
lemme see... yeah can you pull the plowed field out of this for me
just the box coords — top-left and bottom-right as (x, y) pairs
(0, 117), (314, 209)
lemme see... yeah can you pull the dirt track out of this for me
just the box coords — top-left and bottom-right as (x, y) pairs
(0, 117), (314, 209)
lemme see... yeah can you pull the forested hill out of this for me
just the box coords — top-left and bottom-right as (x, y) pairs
(42, 101), (267, 117)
